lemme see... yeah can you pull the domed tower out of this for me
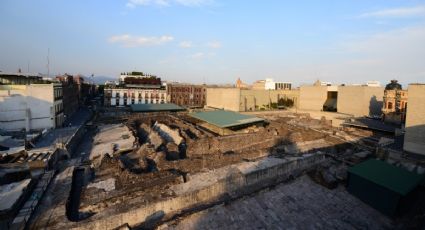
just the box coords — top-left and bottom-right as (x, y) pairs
(382, 80), (408, 124)
(385, 80), (402, 90)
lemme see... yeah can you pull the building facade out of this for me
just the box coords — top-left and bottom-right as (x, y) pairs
(382, 80), (408, 124)
(0, 72), (44, 85)
(73, 75), (96, 105)
(104, 72), (167, 106)
(56, 74), (80, 119)
(0, 83), (64, 131)
(252, 80), (266, 90)
(338, 85), (384, 117)
(252, 78), (292, 90)
(206, 88), (299, 112)
(299, 83), (338, 111)
(166, 84), (206, 108)
(271, 82), (292, 90)
(403, 84), (425, 157)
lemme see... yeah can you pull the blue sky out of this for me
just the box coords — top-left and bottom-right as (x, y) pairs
(1, 0), (425, 86)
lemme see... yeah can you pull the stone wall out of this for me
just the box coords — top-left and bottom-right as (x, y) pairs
(404, 84), (425, 156)
(206, 88), (241, 111)
(239, 89), (299, 111)
(186, 132), (276, 156)
(337, 86), (384, 117)
(67, 154), (326, 229)
(299, 85), (328, 111)
(205, 88), (299, 112)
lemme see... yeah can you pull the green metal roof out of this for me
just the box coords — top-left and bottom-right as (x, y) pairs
(130, 103), (185, 112)
(189, 110), (265, 128)
(348, 159), (424, 196)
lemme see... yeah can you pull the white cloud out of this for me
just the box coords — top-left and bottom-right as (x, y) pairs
(190, 52), (205, 59)
(359, 5), (425, 18)
(207, 41), (221, 48)
(108, 34), (174, 47)
(179, 41), (193, 48)
(189, 52), (217, 60)
(126, 0), (212, 8)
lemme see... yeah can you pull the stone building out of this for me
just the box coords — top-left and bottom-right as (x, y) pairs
(403, 84), (425, 157)
(104, 72), (167, 106)
(382, 80), (408, 124)
(0, 82), (64, 131)
(206, 88), (299, 112)
(166, 83), (206, 108)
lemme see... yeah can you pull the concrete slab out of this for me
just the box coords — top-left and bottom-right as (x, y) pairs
(161, 176), (394, 229)
(90, 124), (135, 166)
(0, 179), (31, 212)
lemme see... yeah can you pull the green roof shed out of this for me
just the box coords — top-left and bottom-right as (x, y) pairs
(347, 159), (424, 217)
(189, 110), (264, 129)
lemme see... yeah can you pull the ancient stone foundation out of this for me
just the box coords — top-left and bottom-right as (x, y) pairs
(70, 153), (325, 229)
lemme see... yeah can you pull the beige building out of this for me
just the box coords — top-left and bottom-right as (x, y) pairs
(252, 80), (266, 90)
(0, 84), (64, 131)
(299, 84), (337, 111)
(206, 88), (299, 112)
(403, 84), (425, 156)
(337, 85), (384, 117)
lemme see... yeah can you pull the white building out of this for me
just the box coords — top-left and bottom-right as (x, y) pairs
(366, 81), (381, 87)
(106, 88), (167, 106)
(104, 72), (167, 106)
(0, 84), (64, 131)
(252, 78), (292, 90)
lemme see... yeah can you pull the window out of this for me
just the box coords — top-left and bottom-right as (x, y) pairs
(388, 102), (393, 110)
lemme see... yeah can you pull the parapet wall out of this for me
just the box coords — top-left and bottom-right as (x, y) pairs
(70, 153), (326, 229)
